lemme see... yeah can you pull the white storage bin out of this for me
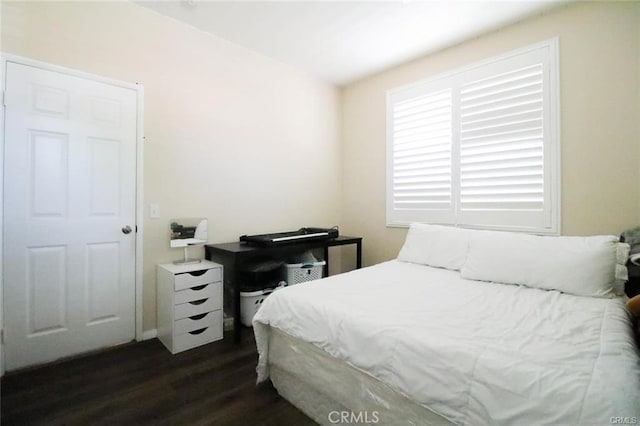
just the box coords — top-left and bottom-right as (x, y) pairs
(283, 260), (326, 285)
(240, 283), (285, 327)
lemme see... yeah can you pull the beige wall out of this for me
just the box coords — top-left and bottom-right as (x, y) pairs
(2, 0), (639, 334)
(1, 1), (342, 332)
(341, 1), (640, 267)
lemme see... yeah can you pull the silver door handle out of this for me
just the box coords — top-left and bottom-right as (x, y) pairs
(122, 225), (132, 234)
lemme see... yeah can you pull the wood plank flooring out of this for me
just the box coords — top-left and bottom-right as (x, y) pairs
(1, 331), (316, 425)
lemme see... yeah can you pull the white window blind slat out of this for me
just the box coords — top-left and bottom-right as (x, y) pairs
(460, 64), (542, 94)
(461, 165), (543, 180)
(460, 93), (542, 118)
(461, 81), (542, 108)
(394, 131), (452, 145)
(395, 155), (452, 170)
(461, 109), (542, 131)
(394, 144), (451, 160)
(461, 139), (542, 156)
(459, 201), (543, 211)
(394, 111), (451, 130)
(458, 129), (544, 148)
(461, 75), (542, 104)
(463, 126), (543, 141)
(461, 147), (543, 166)
(461, 175), (543, 187)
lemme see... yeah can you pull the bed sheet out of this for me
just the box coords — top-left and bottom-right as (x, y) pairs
(254, 260), (640, 425)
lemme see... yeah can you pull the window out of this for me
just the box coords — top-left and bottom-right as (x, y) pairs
(386, 39), (559, 234)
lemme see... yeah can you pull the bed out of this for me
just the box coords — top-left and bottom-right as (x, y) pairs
(253, 224), (640, 425)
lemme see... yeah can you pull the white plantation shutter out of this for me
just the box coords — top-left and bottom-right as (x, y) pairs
(387, 39), (559, 233)
(391, 89), (453, 211)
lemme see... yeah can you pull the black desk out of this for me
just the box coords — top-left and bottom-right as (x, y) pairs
(205, 236), (362, 342)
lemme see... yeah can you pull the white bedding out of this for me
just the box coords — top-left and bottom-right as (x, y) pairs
(254, 260), (640, 425)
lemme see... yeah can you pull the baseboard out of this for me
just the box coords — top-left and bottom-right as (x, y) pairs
(142, 329), (157, 340)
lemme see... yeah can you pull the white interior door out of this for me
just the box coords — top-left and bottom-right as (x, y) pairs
(3, 62), (138, 371)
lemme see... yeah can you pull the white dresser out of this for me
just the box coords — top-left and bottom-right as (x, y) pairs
(157, 260), (224, 354)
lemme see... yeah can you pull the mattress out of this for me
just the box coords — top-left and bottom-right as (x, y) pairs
(267, 326), (454, 425)
(254, 260), (640, 425)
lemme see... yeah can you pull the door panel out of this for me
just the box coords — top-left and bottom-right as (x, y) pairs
(27, 246), (67, 335)
(89, 138), (121, 216)
(87, 242), (120, 324)
(3, 62), (138, 371)
(30, 131), (69, 217)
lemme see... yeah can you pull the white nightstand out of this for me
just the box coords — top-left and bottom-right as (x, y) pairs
(157, 260), (224, 354)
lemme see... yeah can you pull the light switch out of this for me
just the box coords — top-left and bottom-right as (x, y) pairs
(149, 203), (160, 219)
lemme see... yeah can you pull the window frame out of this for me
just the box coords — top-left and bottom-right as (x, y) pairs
(386, 38), (560, 235)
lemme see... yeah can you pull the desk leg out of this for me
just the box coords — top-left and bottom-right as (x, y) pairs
(234, 286), (241, 342)
(223, 261), (242, 343)
(323, 247), (329, 277)
(356, 241), (362, 269)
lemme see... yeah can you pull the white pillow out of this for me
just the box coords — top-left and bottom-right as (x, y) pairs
(614, 243), (630, 296)
(460, 230), (620, 298)
(397, 223), (471, 270)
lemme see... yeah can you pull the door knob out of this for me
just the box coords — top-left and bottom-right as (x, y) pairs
(122, 225), (132, 234)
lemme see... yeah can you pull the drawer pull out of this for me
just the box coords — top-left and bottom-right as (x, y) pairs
(189, 327), (208, 335)
(189, 298), (208, 306)
(188, 270), (208, 277)
(191, 284), (208, 291)
(189, 313), (208, 321)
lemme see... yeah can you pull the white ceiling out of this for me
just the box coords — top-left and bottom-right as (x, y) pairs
(136, 0), (567, 85)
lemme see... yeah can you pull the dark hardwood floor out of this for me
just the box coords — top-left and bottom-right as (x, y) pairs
(1, 330), (316, 425)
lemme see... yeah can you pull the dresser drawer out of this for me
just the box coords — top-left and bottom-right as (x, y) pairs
(174, 297), (222, 320)
(173, 319), (223, 352)
(174, 282), (222, 305)
(174, 310), (221, 335)
(174, 267), (221, 291)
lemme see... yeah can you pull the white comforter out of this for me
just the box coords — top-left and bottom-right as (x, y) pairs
(253, 260), (640, 425)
